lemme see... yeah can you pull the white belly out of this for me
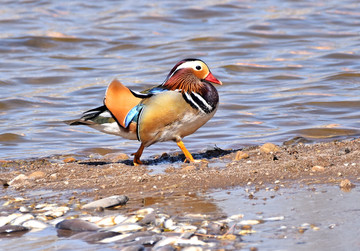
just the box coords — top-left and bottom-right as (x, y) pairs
(89, 122), (138, 140)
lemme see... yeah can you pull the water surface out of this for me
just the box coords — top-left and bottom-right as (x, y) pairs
(1, 0), (360, 160)
(211, 185), (360, 250)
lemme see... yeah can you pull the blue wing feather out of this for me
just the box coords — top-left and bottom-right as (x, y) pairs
(124, 104), (144, 128)
(124, 86), (168, 128)
(147, 87), (168, 94)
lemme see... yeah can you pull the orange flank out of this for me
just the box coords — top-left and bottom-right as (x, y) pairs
(104, 80), (142, 128)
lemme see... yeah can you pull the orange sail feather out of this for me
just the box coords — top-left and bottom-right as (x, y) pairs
(104, 79), (142, 128)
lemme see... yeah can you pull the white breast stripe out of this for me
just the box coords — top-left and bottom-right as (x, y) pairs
(184, 92), (206, 113)
(191, 92), (213, 111)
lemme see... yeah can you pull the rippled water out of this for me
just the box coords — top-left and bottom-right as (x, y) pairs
(1, 0), (360, 160)
(2, 1), (360, 249)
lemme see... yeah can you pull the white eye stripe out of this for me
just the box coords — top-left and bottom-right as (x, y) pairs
(175, 61), (202, 71)
(163, 60), (207, 85)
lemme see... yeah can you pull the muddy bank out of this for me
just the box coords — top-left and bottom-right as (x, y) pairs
(1, 138), (359, 209)
(1, 138), (360, 250)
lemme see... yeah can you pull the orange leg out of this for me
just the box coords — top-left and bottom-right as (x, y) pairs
(132, 143), (145, 166)
(176, 140), (195, 162)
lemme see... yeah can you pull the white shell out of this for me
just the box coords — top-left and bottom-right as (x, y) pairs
(95, 216), (116, 227)
(100, 233), (132, 243)
(0, 213), (22, 227)
(12, 213), (34, 225)
(239, 220), (261, 225)
(110, 223), (143, 233)
(22, 220), (48, 229)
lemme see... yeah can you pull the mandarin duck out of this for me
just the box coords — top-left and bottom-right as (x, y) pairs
(68, 58), (222, 165)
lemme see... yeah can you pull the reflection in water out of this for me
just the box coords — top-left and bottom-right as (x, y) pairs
(142, 193), (222, 217)
(291, 128), (360, 139)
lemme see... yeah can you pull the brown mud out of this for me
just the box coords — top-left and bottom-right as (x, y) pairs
(1, 138), (359, 212)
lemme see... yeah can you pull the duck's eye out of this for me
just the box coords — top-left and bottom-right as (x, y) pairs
(195, 65), (202, 71)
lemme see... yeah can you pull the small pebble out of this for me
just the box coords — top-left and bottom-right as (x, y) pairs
(28, 171), (46, 180)
(110, 223), (143, 233)
(180, 165), (197, 172)
(0, 213), (22, 227)
(206, 222), (225, 235)
(55, 219), (100, 232)
(22, 219), (48, 229)
(8, 174), (28, 186)
(95, 216), (117, 227)
(109, 153), (130, 161)
(63, 157), (76, 163)
(339, 179), (355, 190)
(82, 195), (129, 209)
(0, 179), (9, 187)
(164, 219), (175, 229)
(298, 227), (306, 234)
(260, 143), (280, 154)
(0, 225), (29, 234)
(114, 215), (127, 225)
(264, 216), (285, 221)
(12, 213), (34, 225)
(219, 234), (237, 240)
(19, 206), (31, 213)
(136, 208), (155, 217)
(80, 231), (121, 242)
(227, 214), (244, 221)
(311, 165), (325, 172)
(239, 220), (262, 225)
(140, 212), (156, 225)
(100, 233), (133, 243)
(234, 151), (249, 161)
(241, 225), (252, 230)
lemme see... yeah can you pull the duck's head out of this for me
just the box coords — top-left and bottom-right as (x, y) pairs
(162, 58), (222, 92)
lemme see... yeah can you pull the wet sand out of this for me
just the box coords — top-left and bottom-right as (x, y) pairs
(1, 138), (360, 250)
(2, 138), (359, 210)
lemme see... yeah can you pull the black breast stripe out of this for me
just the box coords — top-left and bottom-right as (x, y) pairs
(182, 92), (215, 114)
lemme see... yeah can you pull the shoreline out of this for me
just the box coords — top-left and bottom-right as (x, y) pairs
(1, 138), (359, 208)
(1, 138), (359, 249)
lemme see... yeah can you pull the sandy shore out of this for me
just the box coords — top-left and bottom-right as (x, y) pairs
(1, 138), (359, 250)
(1, 138), (359, 210)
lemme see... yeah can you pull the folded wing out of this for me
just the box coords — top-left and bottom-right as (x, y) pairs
(104, 79), (142, 128)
